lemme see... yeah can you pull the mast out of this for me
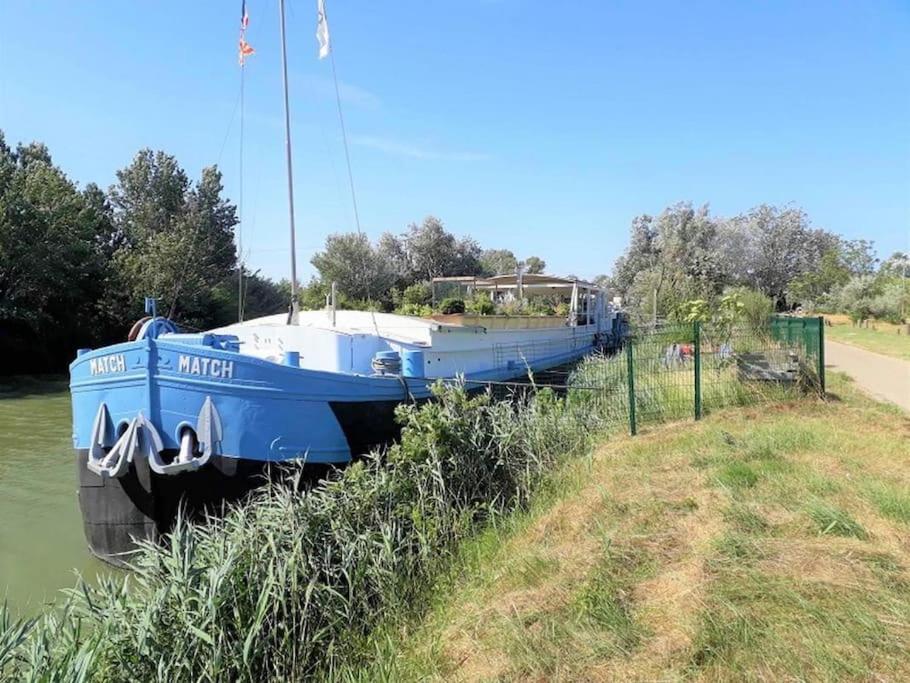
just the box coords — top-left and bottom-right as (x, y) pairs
(238, 65), (245, 322)
(279, 0), (300, 322)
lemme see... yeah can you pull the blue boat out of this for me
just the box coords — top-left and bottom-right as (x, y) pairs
(70, 276), (619, 564)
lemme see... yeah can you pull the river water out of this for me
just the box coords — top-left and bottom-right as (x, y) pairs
(0, 377), (107, 616)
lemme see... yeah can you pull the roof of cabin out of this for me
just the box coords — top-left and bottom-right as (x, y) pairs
(432, 273), (601, 291)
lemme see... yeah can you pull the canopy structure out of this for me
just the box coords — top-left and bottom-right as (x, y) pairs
(432, 274), (602, 300)
(477, 274), (601, 295)
(431, 273), (605, 326)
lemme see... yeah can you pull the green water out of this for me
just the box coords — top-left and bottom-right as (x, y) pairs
(0, 377), (107, 615)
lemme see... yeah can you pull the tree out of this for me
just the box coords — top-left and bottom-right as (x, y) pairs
(310, 232), (397, 303)
(612, 203), (722, 321)
(838, 276), (880, 323)
(402, 216), (483, 280)
(0, 134), (112, 370)
(523, 256), (546, 274)
(721, 205), (837, 306)
(109, 152), (238, 330)
(879, 252), (909, 279)
(840, 239), (878, 275)
(479, 248), (518, 276)
(786, 249), (851, 309)
(376, 231), (411, 290)
(240, 271), (286, 319)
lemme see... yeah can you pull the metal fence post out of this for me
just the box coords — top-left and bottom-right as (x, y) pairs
(817, 315), (826, 396)
(694, 320), (702, 420)
(625, 339), (637, 436)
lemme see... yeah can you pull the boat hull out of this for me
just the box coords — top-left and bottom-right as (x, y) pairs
(77, 449), (277, 566)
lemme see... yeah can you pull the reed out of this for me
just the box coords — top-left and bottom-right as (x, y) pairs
(0, 382), (608, 681)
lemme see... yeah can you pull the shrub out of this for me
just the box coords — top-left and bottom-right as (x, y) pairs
(397, 303), (433, 317)
(727, 287), (774, 332)
(869, 279), (910, 324)
(466, 294), (495, 315)
(393, 282), (432, 309)
(838, 276), (880, 324)
(525, 300), (556, 316)
(438, 297), (465, 314)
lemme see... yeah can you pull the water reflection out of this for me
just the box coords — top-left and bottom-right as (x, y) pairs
(0, 377), (109, 616)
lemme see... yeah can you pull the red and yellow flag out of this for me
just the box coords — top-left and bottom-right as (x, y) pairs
(239, 0), (254, 65)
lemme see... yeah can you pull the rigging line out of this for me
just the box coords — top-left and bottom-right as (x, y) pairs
(167, 85), (241, 318)
(165, 75), (243, 319)
(216, 86), (243, 168)
(325, 12), (373, 307)
(329, 48), (362, 236)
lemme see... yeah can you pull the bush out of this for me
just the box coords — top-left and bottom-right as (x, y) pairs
(398, 303), (433, 317)
(727, 287), (773, 332)
(838, 276), (880, 323)
(870, 279), (910, 324)
(438, 297), (465, 314)
(393, 282), (432, 310)
(525, 299), (556, 316)
(466, 294), (495, 315)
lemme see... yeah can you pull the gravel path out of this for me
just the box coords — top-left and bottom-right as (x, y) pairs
(825, 340), (910, 411)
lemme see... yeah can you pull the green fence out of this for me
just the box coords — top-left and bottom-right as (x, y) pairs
(557, 315), (825, 436)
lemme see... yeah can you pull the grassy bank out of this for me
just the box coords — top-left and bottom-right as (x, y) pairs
(354, 374), (910, 681)
(825, 314), (910, 360)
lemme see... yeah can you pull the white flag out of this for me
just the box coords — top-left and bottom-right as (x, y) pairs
(316, 0), (330, 60)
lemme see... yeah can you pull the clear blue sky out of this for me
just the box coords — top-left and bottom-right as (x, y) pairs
(2, 1), (908, 282)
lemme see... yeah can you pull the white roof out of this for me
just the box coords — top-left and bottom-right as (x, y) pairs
(433, 273), (601, 292)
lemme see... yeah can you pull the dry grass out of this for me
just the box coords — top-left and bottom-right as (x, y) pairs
(825, 313), (910, 360)
(356, 373), (910, 681)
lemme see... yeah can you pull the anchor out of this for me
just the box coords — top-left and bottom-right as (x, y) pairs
(86, 399), (222, 478)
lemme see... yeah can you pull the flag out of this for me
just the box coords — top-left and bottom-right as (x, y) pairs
(239, 0), (255, 65)
(316, 0), (330, 60)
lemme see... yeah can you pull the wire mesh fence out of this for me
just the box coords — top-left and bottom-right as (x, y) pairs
(459, 315), (825, 436)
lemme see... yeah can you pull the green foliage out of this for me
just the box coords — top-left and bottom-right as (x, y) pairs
(676, 292), (744, 344)
(466, 293), (495, 315)
(402, 216), (483, 281)
(0, 135), (115, 370)
(238, 271), (287, 319)
(613, 203), (841, 321)
(806, 500), (867, 539)
(479, 248), (518, 276)
(839, 275), (880, 323)
(523, 255), (546, 274)
(730, 287), (774, 332)
(787, 249), (851, 309)
(0, 382), (605, 680)
(438, 297), (465, 314)
(310, 232), (397, 304)
(392, 281), (432, 313)
(523, 299), (556, 316)
(397, 303), (433, 317)
(110, 154), (238, 329)
(870, 279), (910, 323)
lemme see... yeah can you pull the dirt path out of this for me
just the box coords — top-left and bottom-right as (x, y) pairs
(825, 339), (910, 411)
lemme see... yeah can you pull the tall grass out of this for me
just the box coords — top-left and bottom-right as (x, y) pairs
(0, 383), (610, 681)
